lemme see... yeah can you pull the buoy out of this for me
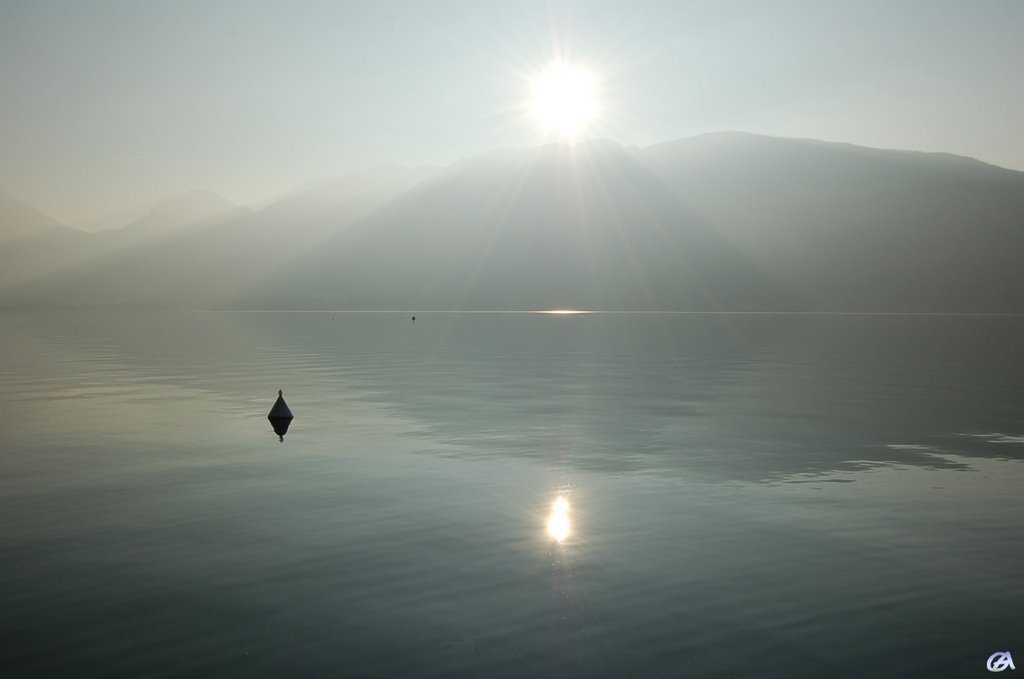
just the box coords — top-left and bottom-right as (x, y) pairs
(268, 390), (294, 442)
(411, 315), (416, 322)
(268, 389), (294, 420)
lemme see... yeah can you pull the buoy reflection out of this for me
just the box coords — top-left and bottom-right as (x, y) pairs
(547, 496), (571, 543)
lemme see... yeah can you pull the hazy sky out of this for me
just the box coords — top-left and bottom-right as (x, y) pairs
(1, 0), (1021, 229)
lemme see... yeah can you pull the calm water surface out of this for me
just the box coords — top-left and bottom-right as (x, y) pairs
(1, 312), (1022, 677)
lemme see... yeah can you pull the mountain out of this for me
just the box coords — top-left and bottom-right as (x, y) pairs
(3, 133), (1023, 311)
(110, 189), (241, 236)
(0, 188), (79, 243)
(0, 189), (91, 289)
(234, 140), (783, 310)
(255, 164), (436, 225)
(0, 189), (247, 292)
(3, 165), (435, 306)
(639, 132), (1024, 311)
(227, 134), (1024, 311)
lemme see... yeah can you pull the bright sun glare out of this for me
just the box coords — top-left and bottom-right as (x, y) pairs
(546, 496), (571, 543)
(528, 63), (599, 138)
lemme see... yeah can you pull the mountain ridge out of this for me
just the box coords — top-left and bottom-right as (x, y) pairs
(111, 189), (241, 234)
(0, 188), (82, 242)
(3, 132), (1022, 311)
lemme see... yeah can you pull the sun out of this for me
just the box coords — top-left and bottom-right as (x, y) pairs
(528, 63), (599, 138)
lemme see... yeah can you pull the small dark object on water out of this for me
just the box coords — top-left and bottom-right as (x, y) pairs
(268, 389), (294, 442)
(412, 315), (416, 322)
(268, 389), (294, 419)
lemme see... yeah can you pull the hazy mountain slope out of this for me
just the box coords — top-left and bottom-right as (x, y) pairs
(6, 166), (434, 306)
(0, 190), (92, 288)
(4, 133), (1023, 311)
(233, 141), (782, 310)
(255, 165), (436, 225)
(0, 188), (78, 242)
(640, 132), (1024, 310)
(109, 190), (240, 236)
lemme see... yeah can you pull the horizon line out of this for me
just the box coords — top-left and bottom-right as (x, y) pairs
(191, 310), (1024, 317)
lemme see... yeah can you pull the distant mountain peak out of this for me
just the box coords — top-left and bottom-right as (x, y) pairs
(147, 189), (236, 218)
(121, 189), (238, 233)
(0, 188), (77, 242)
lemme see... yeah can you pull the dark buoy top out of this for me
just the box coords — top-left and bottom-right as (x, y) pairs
(268, 389), (294, 420)
(411, 315), (416, 322)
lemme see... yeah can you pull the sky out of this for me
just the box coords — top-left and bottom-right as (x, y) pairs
(1, 0), (1022, 230)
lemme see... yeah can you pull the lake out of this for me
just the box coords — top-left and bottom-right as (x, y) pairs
(1, 311), (1022, 677)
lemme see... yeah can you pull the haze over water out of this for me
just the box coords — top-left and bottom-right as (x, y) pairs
(1, 311), (1022, 677)
(3, 2), (1023, 676)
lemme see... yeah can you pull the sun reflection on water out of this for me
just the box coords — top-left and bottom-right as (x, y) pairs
(546, 495), (571, 543)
